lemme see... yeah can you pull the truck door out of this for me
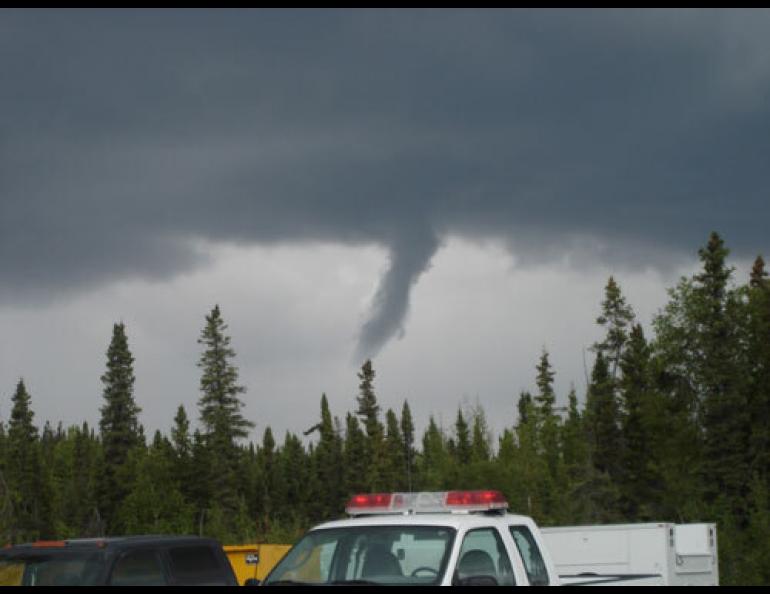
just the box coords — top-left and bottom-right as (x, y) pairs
(454, 528), (515, 586)
(509, 525), (550, 586)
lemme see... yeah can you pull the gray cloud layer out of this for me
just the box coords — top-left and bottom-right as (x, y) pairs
(2, 9), (770, 357)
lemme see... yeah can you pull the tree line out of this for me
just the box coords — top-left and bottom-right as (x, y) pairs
(1, 232), (769, 585)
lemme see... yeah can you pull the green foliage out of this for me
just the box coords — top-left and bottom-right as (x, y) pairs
(3, 380), (49, 542)
(4, 233), (770, 583)
(196, 305), (255, 537)
(594, 276), (636, 380)
(98, 323), (142, 534)
(354, 360), (387, 491)
(197, 305), (254, 444)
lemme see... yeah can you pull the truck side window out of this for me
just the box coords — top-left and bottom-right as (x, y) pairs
(110, 549), (167, 586)
(167, 545), (228, 585)
(509, 525), (549, 586)
(456, 528), (515, 586)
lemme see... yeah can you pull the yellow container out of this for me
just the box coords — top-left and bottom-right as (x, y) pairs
(223, 544), (292, 585)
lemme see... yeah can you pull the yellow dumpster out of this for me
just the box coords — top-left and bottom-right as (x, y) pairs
(223, 544), (292, 585)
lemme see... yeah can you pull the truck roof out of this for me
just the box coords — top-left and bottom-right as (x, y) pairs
(312, 511), (540, 532)
(1, 535), (221, 555)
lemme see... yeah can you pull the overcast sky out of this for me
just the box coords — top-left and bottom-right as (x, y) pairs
(1, 9), (768, 442)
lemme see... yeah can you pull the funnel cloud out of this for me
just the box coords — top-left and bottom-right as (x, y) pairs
(356, 225), (440, 361)
(2, 10), (770, 357)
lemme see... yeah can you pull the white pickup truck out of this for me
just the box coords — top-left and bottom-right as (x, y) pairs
(259, 490), (719, 586)
(542, 522), (719, 586)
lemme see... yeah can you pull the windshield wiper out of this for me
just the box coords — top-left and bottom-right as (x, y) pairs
(328, 579), (379, 586)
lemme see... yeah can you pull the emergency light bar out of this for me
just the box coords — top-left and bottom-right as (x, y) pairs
(345, 490), (508, 516)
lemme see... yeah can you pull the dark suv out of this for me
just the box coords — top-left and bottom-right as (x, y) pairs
(0, 535), (238, 586)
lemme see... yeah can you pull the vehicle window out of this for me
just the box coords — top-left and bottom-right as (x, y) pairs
(264, 525), (456, 586)
(110, 549), (167, 586)
(509, 525), (549, 586)
(167, 545), (226, 585)
(456, 528), (515, 586)
(0, 553), (104, 586)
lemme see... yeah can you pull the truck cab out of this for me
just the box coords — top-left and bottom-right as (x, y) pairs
(261, 490), (560, 586)
(0, 535), (238, 586)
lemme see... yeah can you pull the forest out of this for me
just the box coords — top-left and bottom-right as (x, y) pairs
(1, 232), (769, 585)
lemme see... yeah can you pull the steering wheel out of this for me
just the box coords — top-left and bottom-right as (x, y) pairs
(411, 566), (439, 577)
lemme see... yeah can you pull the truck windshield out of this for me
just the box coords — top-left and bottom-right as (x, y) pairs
(0, 551), (105, 586)
(263, 525), (456, 586)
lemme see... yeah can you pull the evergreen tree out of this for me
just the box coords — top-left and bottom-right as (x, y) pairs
(255, 427), (278, 536)
(400, 401), (415, 492)
(5, 380), (46, 542)
(196, 305), (254, 527)
(170, 405), (195, 505)
(585, 353), (623, 484)
(534, 350), (556, 415)
(308, 395), (344, 520)
(355, 360), (385, 490)
(533, 350), (560, 478)
(516, 391), (533, 427)
(561, 386), (591, 521)
(384, 409), (406, 491)
(280, 432), (310, 527)
(692, 233), (749, 512)
(594, 276), (636, 380)
(98, 323), (141, 534)
(171, 405), (192, 460)
(343, 413), (367, 494)
(118, 432), (194, 535)
(618, 324), (664, 518)
(65, 423), (101, 537)
(511, 395), (546, 520)
(356, 360), (381, 439)
(420, 417), (449, 490)
(747, 256), (770, 484)
(197, 305), (254, 442)
(470, 408), (491, 464)
(453, 409), (472, 466)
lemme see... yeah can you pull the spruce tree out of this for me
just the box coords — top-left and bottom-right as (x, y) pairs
(453, 409), (472, 466)
(196, 305), (254, 525)
(171, 405), (195, 505)
(356, 360), (382, 440)
(516, 391), (533, 427)
(400, 401), (415, 492)
(561, 386), (591, 521)
(384, 409), (406, 491)
(594, 276), (636, 380)
(310, 395), (344, 519)
(534, 350), (556, 415)
(280, 432), (310, 529)
(693, 233), (749, 512)
(118, 432), (194, 535)
(197, 305), (254, 442)
(355, 360), (385, 490)
(618, 324), (664, 518)
(5, 380), (45, 542)
(534, 351), (559, 461)
(343, 413), (368, 494)
(420, 417), (449, 490)
(255, 427), (277, 535)
(585, 353), (622, 482)
(66, 423), (101, 537)
(98, 323), (141, 534)
(470, 408), (491, 464)
(747, 256), (770, 484)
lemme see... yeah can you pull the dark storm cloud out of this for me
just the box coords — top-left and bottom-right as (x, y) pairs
(2, 9), (770, 356)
